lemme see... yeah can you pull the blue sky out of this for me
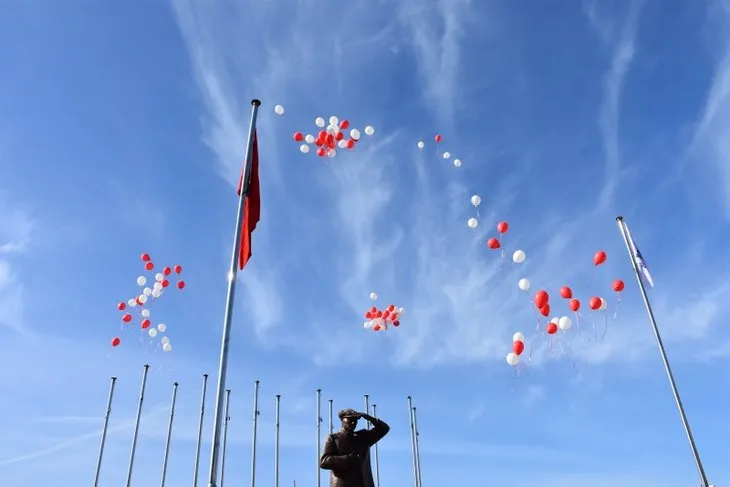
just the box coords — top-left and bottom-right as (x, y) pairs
(1, 0), (730, 486)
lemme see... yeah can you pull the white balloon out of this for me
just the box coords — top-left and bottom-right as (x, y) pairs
(155, 273), (164, 282)
(398, 307), (405, 314)
(442, 151), (451, 159)
(141, 309), (150, 318)
(315, 117), (325, 127)
(471, 195), (481, 207)
(506, 352), (520, 366)
(137, 276), (146, 286)
(163, 342), (172, 352)
(417, 141), (424, 150)
(363, 321), (372, 329)
(467, 217), (478, 229)
(338, 139), (347, 149)
(453, 159), (462, 167)
(305, 134), (315, 144)
(161, 336), (170, 345)
(148, 328), (158, 337)
(350, 128), (361, 140)
(327, 124), (338, 134)
(151, 289), (161, 298)
(327, 148), (337, 158)
(512, 250), (526, 264)
(157, 323), (167, 332)
(300, 144), (310, 154)
(550, 317), (559, 324)
(558, 316), (573, 330)
(143, 287), (152, 296)
(364, 125), (375, 136)
(274, 104), (285, 115)
(138, 294), (148, 304)
(599, 297), (608, 311)
(329, 115), (339, 125)
(518, 278), (531, 292)
(128, 298), (137, 307)
(512, 332), (525, 343)
(369, 292), (377, 300)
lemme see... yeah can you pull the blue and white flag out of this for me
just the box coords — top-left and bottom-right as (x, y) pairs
(623, 221), (654, 287)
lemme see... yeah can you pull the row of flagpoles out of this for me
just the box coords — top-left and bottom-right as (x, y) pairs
(91, 371), (425, 487)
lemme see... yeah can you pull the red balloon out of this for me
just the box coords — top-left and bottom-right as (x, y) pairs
(163, 266), (171, 276)
(174, 264), (183, 274)
(162, 279), (169, 288)
(112, 337), (121, 347)
(388, 304), (395, 311)
(373, 324), (382, 331)
(589, 296), (601, 310)
(393, 320), (400, 327)
(346, 139), (355, 149)
(539, 304), (550, 317)
(317, 147), (326, 157)
(340, 119), (350, 130)
(293, 132), (304, 142)
(434, 134), (442, 143)
(364, 312), (371, 319)
(177, 280), (186, 289)
(145, 262), (154, 271)
(122, 313), (132, 323)
(534, 290), (549, 309)
(496, 221), (509, 234)
(546, 322), (558, 334)
(141, 319), (151, 329)
(487, 238), (501, 249)
(593, 250), (607, 266)
(512, 340), (525, 355)
(568, 298), (580, 312)
(135, 296), (143, 305)
(559, 286), (572, 299)
(612, 279), (625, 292)
(117, 302), (126, 311)
(141, 253), (151, 262)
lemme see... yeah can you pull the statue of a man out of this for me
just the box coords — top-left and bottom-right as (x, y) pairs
(320, 408), (390, 487)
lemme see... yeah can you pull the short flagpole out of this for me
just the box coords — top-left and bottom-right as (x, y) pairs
(328, 399), (334, 435)
(407, 397), (418, 487)
(93, 376), (117, 487)
(616, 216), (710, 487)
(316, 389), (322, 487)
(371, 404), (381, 487)
(274, 394), (281, 487)
(160, 382), (179, 487)
(412, 406), (423, 487)
(250, 380), (260, 487)
(126, 364), (150, 487)
(193, 374), (209, 487)
(207, 98), (261, 487)
(220, 389), (232, 487)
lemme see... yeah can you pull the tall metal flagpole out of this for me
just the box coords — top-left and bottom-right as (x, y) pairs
(363, 395), (371, 427)
(274, 394), (281, 487)
(207, 98), (262, 487)
(220, 390), (232, 487)
(316, 389), (322, 487)
(328, 399), (334, 434)
(250, 380), (261, 487)
(412, 407), (423, 487)
(93, 376), (117, 487)
(160, 382), (179, 487)
(407, 397), (418, 487)
(126, 364), (150, 487)
(193, 373), (209, 487)
(371, 404), (381, 487)
(616, 216), (711, 487)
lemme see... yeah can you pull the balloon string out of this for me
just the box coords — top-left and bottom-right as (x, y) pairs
(599, 314), (609, 343)
(612, 294), (622, 320)
(475, 208), (480, 219)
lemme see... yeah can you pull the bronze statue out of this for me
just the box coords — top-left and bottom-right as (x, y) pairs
(320, 408), (390, 487)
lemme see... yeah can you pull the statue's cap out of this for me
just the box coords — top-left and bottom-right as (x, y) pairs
(338, 408), (357, 419)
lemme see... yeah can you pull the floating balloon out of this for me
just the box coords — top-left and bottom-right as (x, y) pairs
(442, 151), (451, 159)
(599, 297), (608, 311)
(559, 286), (572, 299)
(568, 298), (580, 312)
(435, 134), (442, 143)
(497, 221), (509, 234)
(137, 276), (146, 286)
(589, 296), (601, 310)
(512, 340), (525, 355)
(274, 104), (285, 115)
(539, 304), (551, 317)
(594, 250), (607, 266)
(467, 218), (478, 229)
(111, 337), (121, 347)
(506, 352), (520, 366)
(362, 301), (403, 332)
(512, 332), (525, 342)
(364, 125), (375, 136)
(369, 292), (377, 300)
(534, 290), (549, 309)
(487, 238), (501, 250)
(512, 250), (526, 264)
(471, 195), (481, 207)
(612, 279), (625, 292)
(315, 117), (325, 127)
(546, 322), (558, 334)
(558, 316), (572, 331)
(518, 278), (531, 292)
(453, 159), (462, 167)
(417, 141), (424, 150)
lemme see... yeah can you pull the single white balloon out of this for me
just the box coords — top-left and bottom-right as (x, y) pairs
(512, 332), (525, 343)
(467, 217), (478, 229)
(305, 134), (315, 144)
(137, 276), (146, 286)
(128, 298), (137, 307)
(155, 273), (164, 282)
(163, 342), (172, 352)
(157, 323), (167, 332)
(274, 104), (285, 115)
(363, 321), (371, 329)
(453, 159), (462, 167)
(148, 328), (158, 337)
(338, 139), (347, 148)
(518, 278), (531, 292)
(143, 287), (152, 296)
(350, 128), (361, 140)
(417, 141), (424, 150)
(161, 336), (170, 345)
(558, 316), (573, 330)
(327, 148), (337, 158)
(151, 289), (161, 298)
(398, 307), (405, 314)
(141, 309), (150, 318)
(506, 352), (520, 366)
(550, 317), (559, 324)
(442, 151), (451, 159)
(512, 250), (526, 264)
(329, 115), (339, 125)
(369, 292), (377, 300)
(364, 125), (375, 136)
(599, 297), (608, 310)
(300, 144), (310, 153)
(471, 195), (481, 207)
(138, 294), (148, 304)
(315, 117), (325, 127)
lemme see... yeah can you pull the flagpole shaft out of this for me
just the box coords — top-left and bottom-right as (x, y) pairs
(250, 380), (260, 487)
(207, 98), (261, 487)
(93, 376), (117, 487)
(316, 389), (322, 487)
(412, 406), (423, 487)
(616, 216), (710, 487)
(160, 382), (179, 487)
(327, 399), (333, 435)
(275, 394), (281, 487)
(193, 374), (209, 487)
(407, 396), (418, 487)
(363, 395), (371, 427)
(220, 390), (232, 487)
(126, 364), (150, 487)
(371, 404), (381, 487)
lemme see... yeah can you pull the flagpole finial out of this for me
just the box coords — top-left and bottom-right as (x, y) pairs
(616, 216), (624, 222)
(251, 99), (261, 106)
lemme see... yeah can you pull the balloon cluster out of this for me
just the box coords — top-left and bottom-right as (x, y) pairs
(506, 332), (525, 366)
(363, 292), (404, 332)
(291, 115), (375, 158)
(486, 221), (509, 250)
(417, 134), (462, 167)
(111, 252), (184, 352)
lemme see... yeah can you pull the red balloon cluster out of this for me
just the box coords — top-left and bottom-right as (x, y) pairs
(486, 221), (509, 250)
(364, 304), (402, 332)
(293, 117), (362, 158)
(533, 289), (550, 317)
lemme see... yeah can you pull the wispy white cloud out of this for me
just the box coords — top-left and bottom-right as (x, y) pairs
(0, 195), (33, 334)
